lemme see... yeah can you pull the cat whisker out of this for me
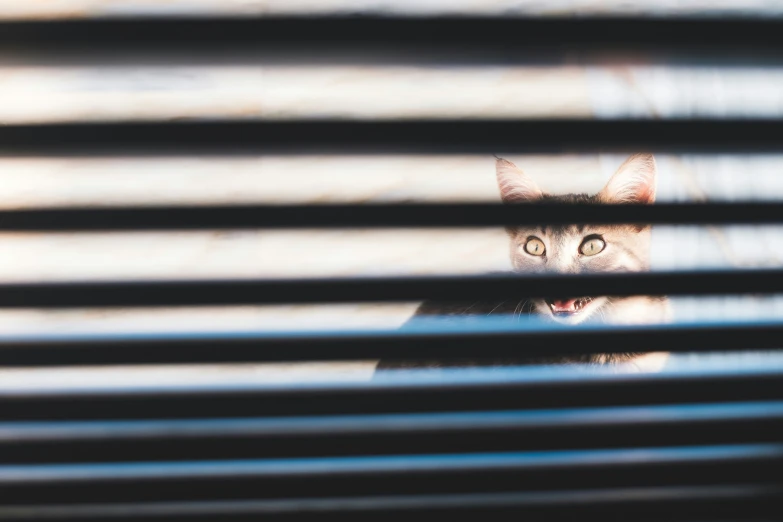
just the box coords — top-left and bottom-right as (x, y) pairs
(460, 301), (481, 315)
(513, 299), (529, 322)
(486, 300), (510, 316)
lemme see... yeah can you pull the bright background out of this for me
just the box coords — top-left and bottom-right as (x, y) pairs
(0, 1), (782, 385)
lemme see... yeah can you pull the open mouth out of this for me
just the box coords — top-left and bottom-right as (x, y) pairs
(545, 297), (593, 316)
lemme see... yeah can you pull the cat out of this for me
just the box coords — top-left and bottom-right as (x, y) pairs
(376, 153), (671, 371)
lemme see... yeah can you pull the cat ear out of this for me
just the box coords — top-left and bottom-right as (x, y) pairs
(599, 153), (657, 204)
(495, 157), (543, 203)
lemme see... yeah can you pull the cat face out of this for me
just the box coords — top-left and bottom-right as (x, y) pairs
(496, 154), (657, 325)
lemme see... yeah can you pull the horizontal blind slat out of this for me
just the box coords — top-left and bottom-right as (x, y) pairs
(1, 202), (782, 230)
(1, 368), (781, 420)
(0, 445), (779, 505)
(4, 120), (783, 155)
(0, 401), (781, 464)
(0, 17), (782, 67)
(0, 485), (777, 521)
(0, 270), (776, 308)
(0, 321), (780, 366)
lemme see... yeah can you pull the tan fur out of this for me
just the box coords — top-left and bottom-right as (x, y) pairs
(380, 154), (671, 372)
(497, 154), (670, 370)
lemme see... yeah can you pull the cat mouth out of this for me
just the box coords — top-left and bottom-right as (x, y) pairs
(545, 297), (593, 316)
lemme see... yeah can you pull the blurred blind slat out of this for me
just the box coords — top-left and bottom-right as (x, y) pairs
(0, 320), (778, 366)
(0, 269), (776, 308)
(2, 17), (783, 68)
(2, 120), (783, 155)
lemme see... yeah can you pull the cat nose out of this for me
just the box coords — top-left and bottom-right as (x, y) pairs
(546, 261), (580, 274)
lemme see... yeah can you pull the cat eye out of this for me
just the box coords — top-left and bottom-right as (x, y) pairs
(579, 236), (606, 256)
(524, 237), (546, 256)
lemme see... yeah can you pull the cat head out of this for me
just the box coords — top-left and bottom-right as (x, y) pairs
(496, 153), (657, 325)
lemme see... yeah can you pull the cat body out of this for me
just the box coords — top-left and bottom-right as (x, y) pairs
(376, 154), (670, 371)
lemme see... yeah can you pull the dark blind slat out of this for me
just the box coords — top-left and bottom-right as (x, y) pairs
(3, 120), (783, 155)
(1, 202), (782, 230)
(0, 485), (777, 521)
(0, 402), (780, 464)
(0, 270), (777, 308)
(1, 16), (783, 66)
(2, 367), (781, 420)
(0, 444), (779, 505)
(0, 321), (781, 366)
